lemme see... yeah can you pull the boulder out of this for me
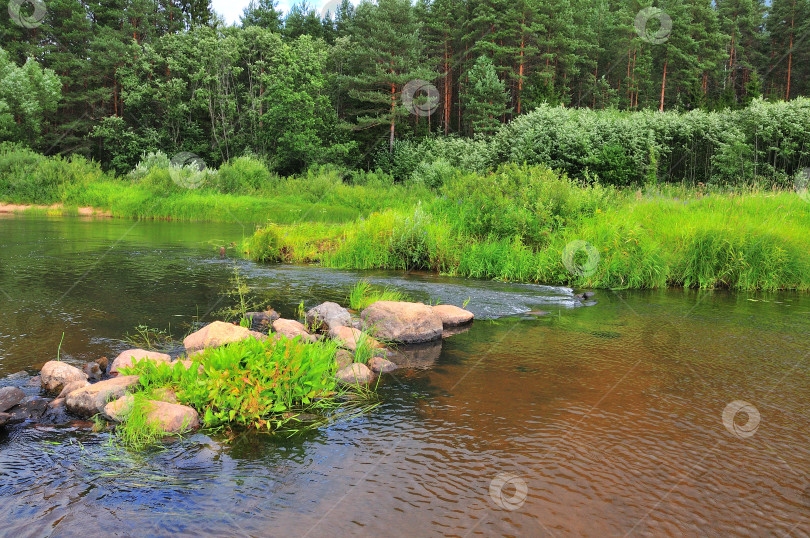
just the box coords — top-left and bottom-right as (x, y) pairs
(40, 361), (87, 393)
(183, 321), (252, 353)
(244, 309), (279, 331)
(56, 379), (90, 399)
(83, 361), (103, 381)
(66, 376), (140, 417)
(432, 305), (474, 327)
(110, 349), (171, 376)
(6, 396), (49, 424)
(48, 398), (65, 409)
(153, 387), (178, 404)
(272, 319), (316, 343)
(103, 393), (134, 422)
(0, 413), (10, 426)
(336, 363), (373, 385)
(328, 326), (382, 352)
(306, 302), (352, 333)
(248, 330), (268, 342)
(0, 386), (25, 413)
(95, 356), (109, 374)
(360, 301), (443, 344)
(144, 400), (199, 434)
(368, 356), (398, 374)
(335, 349), (354, 370)
(387, 340), (443, 369)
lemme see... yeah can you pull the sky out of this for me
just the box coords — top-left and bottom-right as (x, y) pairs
(212, 0), (322, 26)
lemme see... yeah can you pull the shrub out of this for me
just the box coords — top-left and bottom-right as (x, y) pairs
(410, 158), (456, 190)
(215, 155), (274, 193)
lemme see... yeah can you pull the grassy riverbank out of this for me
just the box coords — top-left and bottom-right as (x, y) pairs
(245, 166), (810, 291)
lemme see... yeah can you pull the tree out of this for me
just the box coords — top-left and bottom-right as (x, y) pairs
(463, 55), (510, 135)
(344, 0), (428, 152)
(241, 0), (283, 32)
(0, 48), (61, 148)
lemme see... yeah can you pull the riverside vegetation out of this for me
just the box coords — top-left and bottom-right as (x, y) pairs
(2, 98), (809, 291)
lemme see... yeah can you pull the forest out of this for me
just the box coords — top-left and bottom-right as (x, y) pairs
(1, 0), (809, 177)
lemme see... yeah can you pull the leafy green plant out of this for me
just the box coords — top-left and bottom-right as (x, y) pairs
(123, 324), (177, 353)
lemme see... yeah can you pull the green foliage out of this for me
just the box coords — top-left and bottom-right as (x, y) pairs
(215, 155), (275, 193)
(123, 325), (176, 353)
(348, 279), (410, 310)
(122, 336), (348, 431)
(463, 56), (511, 136)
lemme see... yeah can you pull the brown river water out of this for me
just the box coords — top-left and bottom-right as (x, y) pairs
(0, 215), (808, 536)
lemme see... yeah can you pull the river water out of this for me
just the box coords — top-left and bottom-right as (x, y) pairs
(0, 215), (808, 536)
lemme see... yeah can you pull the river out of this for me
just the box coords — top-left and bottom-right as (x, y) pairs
(1, 215), (808, 536)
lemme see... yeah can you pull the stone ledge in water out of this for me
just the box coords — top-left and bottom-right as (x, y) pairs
(360, 301), (443, 344)
(110, 349), (171, 376)
(66, 375), (140, 417)
(431, 305), (475, 328)
(306, 302), (352, 333)
(272, 319), (317, 343)
(336, 363), (373, 385)
(368, 356), (397, 374)
(40, 361), (88, 393)
(183, 321), (252, 353)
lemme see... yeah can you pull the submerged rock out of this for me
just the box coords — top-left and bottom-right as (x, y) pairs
(360, 301), (443, 344)
(328, 326), (383, 352)
(368, 356), (397, 374)
(110, 349), (171, 376)
(387, 340), (443, 369)
(432, 305), (475, 327)
(336, 363), (373, 385)
(244, 309), (280, 331)
(306, 302), (352, 333)
(0, 386), (25, 413)
(183, 321), (252, 353)
(272, 319), (316, 342)
(144, 400), (199, 433)
(40, 361), (87, 393)
(6, 396), (49, 424)
(66, 376), (140, 417)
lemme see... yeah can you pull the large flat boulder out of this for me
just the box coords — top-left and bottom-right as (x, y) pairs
(328, 326), (383, 352)
(0, 387), (25, 413)
(306, 302), (352, 333)
(183, 321), (252, 353)
(272, 319), (316, 343)
(144, 400), (199, 433)
(40, 361), (87, 393)
(110, 349), (171, 375)
(103, 393), (134, 422)
(360, 301), (443, 344)
(432, 305), (474, 327)
(66, 376), (140, 417)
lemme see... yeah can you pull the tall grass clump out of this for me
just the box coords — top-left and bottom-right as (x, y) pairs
(348, 279), (410, 310)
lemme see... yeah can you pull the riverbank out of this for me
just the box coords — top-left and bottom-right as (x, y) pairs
(245, 166), (810, 291)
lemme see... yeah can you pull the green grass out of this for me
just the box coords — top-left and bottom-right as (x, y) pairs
(117, 334), (377, 447)
(348, 279), (411, 311)
(246, 166), (810, 291)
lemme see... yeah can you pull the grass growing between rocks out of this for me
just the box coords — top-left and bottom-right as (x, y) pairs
(348, 279), (411, 311)
(118, 335), (377, 447)
(245, 165), (810, 291)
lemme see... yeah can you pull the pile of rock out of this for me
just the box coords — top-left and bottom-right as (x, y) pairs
(1, 300), (474, 435)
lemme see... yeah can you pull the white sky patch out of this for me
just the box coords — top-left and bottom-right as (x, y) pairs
(213, 0), (353, 26)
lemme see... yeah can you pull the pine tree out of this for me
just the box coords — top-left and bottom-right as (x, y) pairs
(241, 0), (283, 32)
(463, 55), (510, 135)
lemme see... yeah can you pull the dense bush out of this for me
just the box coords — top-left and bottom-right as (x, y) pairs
(215, 155), (275, 193)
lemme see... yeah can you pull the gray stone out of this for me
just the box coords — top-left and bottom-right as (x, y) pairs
(6, 396), (49, 423)
(360, 301), (443, 344)
(368, 356), (397, 374)
(306, 302), (352, 333)
(0, 386), (25, 413)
